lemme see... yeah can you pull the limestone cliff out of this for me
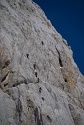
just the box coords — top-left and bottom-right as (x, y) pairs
(0, 0), (84, 125)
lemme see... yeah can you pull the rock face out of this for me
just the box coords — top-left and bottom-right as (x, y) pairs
(0, 0), (84, 125)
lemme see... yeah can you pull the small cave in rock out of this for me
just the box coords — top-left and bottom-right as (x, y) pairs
(26, 53), (29, 59)
(13, 82), (19, 87)
(42, 97), (44, 101)
(39, 87), (42, 93)
(33, 63), (36, 69)
(13, 84), (16, 87)
(64, 78), (67, 82)
(35, 72), (37, 77)
(46, 115), (52, 122)
(4, 83), (8, 87)
(41, 41), (44, 45)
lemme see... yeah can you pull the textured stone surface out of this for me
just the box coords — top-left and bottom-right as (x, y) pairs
(0, 0), (84, 125)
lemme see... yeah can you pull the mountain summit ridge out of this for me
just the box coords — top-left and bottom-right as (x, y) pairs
(0, 0), (84, 125)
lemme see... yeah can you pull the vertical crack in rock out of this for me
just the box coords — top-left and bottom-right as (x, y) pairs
(16, 87), (22, 125)
(55, 47), (63, 67)
(55, 46), (76, 92)
(34, 107), (43, 125)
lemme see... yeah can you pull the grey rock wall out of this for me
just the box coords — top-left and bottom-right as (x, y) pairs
(0, 0), (84, 125)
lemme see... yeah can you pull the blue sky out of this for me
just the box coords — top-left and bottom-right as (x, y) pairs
(33, 0), (84, 75)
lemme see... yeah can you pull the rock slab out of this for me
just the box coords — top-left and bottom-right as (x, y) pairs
(0, 0), (84, 125)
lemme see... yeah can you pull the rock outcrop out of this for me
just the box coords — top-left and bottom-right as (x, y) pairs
(0, 0), (84, 125)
